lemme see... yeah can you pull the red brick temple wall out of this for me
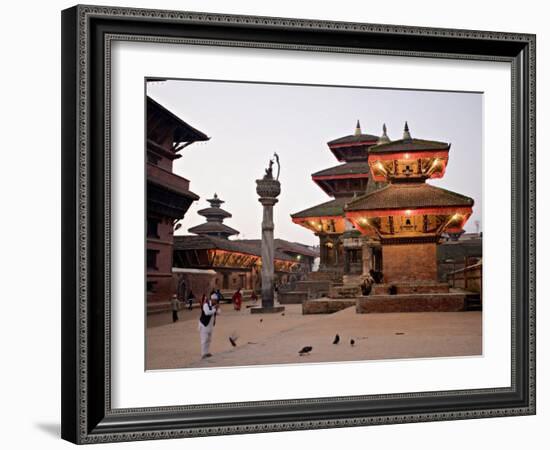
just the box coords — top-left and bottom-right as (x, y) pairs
(382, 242), (438, 283)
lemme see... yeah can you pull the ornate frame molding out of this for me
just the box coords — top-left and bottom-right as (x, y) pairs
(61, 5), (535, 444)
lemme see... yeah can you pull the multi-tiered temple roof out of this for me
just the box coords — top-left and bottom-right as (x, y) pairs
(291, 121), (382, 234)
(345, 123), (474, 240)
(367, 122), (450, 182)
(188, 193), (240, 239)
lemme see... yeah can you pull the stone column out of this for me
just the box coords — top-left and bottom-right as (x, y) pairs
(251, 175), (285, 313)
(362, 239), (373, 276)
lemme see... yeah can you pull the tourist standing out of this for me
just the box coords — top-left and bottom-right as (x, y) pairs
(232, 287), (243, 311)
(170, 294), (180, 323)
(198, 292), (219, 358)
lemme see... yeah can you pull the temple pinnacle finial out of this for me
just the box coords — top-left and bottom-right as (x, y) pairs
(403, 121), (412, 140)
(354, 120), (362, 136)
(378, 123), (390, 144)
(207, 193), (224, 208)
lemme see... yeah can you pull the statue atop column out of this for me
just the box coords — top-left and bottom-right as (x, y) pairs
(251, 153), (284, 314)
(264, 152), (280, 180)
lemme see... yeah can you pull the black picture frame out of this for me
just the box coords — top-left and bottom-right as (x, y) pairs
(61, 4), (536, 444)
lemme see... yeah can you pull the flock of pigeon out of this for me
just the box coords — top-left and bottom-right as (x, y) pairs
(227, 328), (358, 357)
(225, 311), (386, 358)
(298, 333), (356, 356)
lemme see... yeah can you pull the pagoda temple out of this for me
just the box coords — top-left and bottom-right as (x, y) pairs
(345, 122), (474, 310)
(188, 193), (240, 239)
(291, 121), (385, 277)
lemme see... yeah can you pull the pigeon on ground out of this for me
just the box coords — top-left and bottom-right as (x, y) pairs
(350, 339), (355, 346)
(333, 334), (340, 344)
(281, 312), (285, 316)
(395, 332), (405, 335)
(299, 346), (313, 356)
(229, 332), (239, 347)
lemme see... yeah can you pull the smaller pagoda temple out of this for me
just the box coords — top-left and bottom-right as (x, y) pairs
(345, 123), (475, 312)
(188, 193), (240, 239)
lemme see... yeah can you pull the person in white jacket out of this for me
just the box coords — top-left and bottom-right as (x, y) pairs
(198, 293), (219, 358)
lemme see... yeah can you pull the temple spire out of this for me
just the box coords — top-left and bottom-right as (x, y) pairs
(378, 123), (390, 144)
(207, 193), (224, 208)
(354, 120), (362, 136)
(403, 121), (412, 141)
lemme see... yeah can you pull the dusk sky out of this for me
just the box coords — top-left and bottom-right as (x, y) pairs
(148, 80), (482, 246)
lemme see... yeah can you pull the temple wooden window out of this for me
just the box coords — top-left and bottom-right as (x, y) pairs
(147, 249), (159, 270)
(147, 218), (160, 238)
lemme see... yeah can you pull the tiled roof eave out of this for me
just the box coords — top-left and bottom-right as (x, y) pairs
(290, 198), (350, 219)
(345, 183), (474, 212)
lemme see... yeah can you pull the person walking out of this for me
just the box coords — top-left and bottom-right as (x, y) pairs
(232, 287), (243, 311)
(215, 288), (225, 303)
(187, 290), (196, 310)
(170, 294), (180, 323)
(198, 292), (219, 358)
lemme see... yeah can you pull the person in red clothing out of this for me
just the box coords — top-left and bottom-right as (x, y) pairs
(232, 287), (243, 311)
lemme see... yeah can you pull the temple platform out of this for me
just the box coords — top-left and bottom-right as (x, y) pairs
(302, 298), (356, 315)
(303, 292), (468, 315)
(294, 280), (331, 298)
(371, 281), (450, 295)
(329, 284), (362, 299)
(356, 292), (467, 314)
(250, 306), (285, 314)
(278, 291), (308, 304)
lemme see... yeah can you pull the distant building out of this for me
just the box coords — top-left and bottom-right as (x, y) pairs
(146, 96), (209, 309)
(239, 238), (319, 274)
(437, 232), (482, 281)
(173, 193), (319, 297)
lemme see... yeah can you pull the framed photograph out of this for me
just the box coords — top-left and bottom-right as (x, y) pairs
(61, 5), (536, 444)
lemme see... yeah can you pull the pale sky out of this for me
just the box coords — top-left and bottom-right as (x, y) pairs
(147, 80), (482, 246)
